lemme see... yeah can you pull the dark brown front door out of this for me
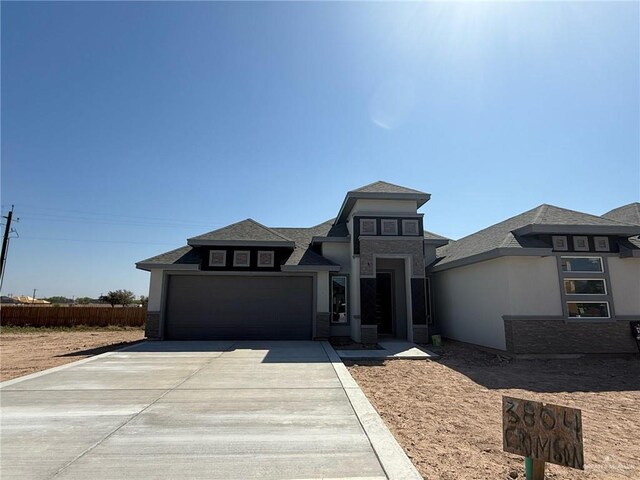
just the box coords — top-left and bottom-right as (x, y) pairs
(375, 272), (394, 335)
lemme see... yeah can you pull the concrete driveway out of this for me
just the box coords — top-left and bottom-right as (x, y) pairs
(0, 340), (421, 480)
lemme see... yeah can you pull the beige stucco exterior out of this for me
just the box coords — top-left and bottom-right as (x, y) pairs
(350, 199), (418, 216)
(607, 256), (640, 315)
(432, 252), (640, 351)
(432, 257), (511, 350)
(316, 271), (329, 312)
(147, 268), (164, 312)
(321, 242), (351, 271)
(432, 255), (562, 350)
(350, 256), (361, 342)
(505, 256), (563, 316)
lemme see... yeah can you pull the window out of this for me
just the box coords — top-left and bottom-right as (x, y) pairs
(257, 251), (274, 267)
(594, 237), (610, 252)
(560, 257), (603, 273)
(233, 250), (250, 267)
(573, 236), (589, 252)
(564, 279), (607, 295)
(567, 302), (610, 318)
(402, 219), (420, 236)
(559, 256), (611, 319)
(552, 236), (568, 251)
(331, 276), (348, 323)
(209, 250), (226, 267)
(381, 219), (398, 236)
(360, 219), (376, 236)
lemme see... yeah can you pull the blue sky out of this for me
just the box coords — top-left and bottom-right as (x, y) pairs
(2, 1), (639, 298)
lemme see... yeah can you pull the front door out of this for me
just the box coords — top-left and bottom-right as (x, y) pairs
(375, 271), (394, 335)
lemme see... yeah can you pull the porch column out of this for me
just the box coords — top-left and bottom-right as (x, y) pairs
(411, 278), (429, 343)
(359, 278), (378, 344)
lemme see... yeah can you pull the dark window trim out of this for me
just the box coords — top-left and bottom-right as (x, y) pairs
(556, 254), (616, 321)
(330, 273), (350, 325)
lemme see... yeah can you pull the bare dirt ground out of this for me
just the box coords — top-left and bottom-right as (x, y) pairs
(346, 342), (639, 480)
(0, 327), (145, 381)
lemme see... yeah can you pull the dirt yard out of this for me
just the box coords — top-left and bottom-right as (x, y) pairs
(347, 342), (639, 480)
(0, 327), (145, 381)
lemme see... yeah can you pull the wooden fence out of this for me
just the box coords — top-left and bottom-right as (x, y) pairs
(1, 306), (146, 328)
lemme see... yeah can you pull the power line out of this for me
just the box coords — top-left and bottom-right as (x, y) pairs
(18, 236), (178, 246)
(11, 204), (223, 226)
(20, 214), (215, 229)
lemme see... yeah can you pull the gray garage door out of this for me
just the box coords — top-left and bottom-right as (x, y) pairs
(164, 275), (313, 340)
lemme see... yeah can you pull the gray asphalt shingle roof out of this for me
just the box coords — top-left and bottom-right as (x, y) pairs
(273, 220), (343, 267)
(273, 219), (349, 244)
(603, 202), (640, 226)
(423, 230), (449, 241)
(273, 221), (334, 246)
(188, 219), (293, 243)
(283, 247), (339, 267)
(137, 245), (200, 266)
(435, 204), (637, 267)
(352, 181), (427, 195)
(528, 204), (634, 226)
(138, 219), (342, 269)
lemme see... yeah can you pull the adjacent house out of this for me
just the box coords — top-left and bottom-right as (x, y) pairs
(137, 182), (640, 354)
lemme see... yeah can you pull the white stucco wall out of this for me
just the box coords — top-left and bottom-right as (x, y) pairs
(424, 244), (439, 267)
(607, 257), (640, 315)
(350, 199), (418, 216)
(432, 257), (511, 350)
(350, 256), (361, 342)
(321, 242), (351, 271)
(147, 269), (164, 312)
(432, 255), (575, 350)
(505, 256), (562, 316)
(316, 271), (330, 312)
(322, 242), (353, 336)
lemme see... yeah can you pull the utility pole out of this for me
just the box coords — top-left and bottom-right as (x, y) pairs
(32, 288), (37, 304)
(0, 205), (14, 280)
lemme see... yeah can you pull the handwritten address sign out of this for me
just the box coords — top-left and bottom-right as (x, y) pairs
(502, 396), (584, 470)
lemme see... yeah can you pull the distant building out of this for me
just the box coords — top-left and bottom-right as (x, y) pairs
(3, 296), (51, 305)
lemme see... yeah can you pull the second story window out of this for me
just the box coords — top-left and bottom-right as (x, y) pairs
(233, 251), (250, 267)
(209, 250), (226, 267)
(594, 237), (610, 252)
(360, 219), (377, 236)
(381, 219), (398, 235)
(552, 236), (568, 251)
(573, 236), (589, 251)
(402, 219), (420, 236)
(257, 251), (274, 267)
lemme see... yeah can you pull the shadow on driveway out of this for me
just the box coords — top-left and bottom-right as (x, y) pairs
(109, 340), (333, 363)
(56, 340), (145, 357)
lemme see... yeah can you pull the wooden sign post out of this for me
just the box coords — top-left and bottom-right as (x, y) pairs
(502, 396), (584, 480)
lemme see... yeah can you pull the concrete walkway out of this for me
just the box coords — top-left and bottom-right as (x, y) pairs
(336, 340), (438, 360)
(0, 340), (422, 480)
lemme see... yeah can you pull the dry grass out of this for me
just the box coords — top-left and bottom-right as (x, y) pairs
(0, 327), (145, 381)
